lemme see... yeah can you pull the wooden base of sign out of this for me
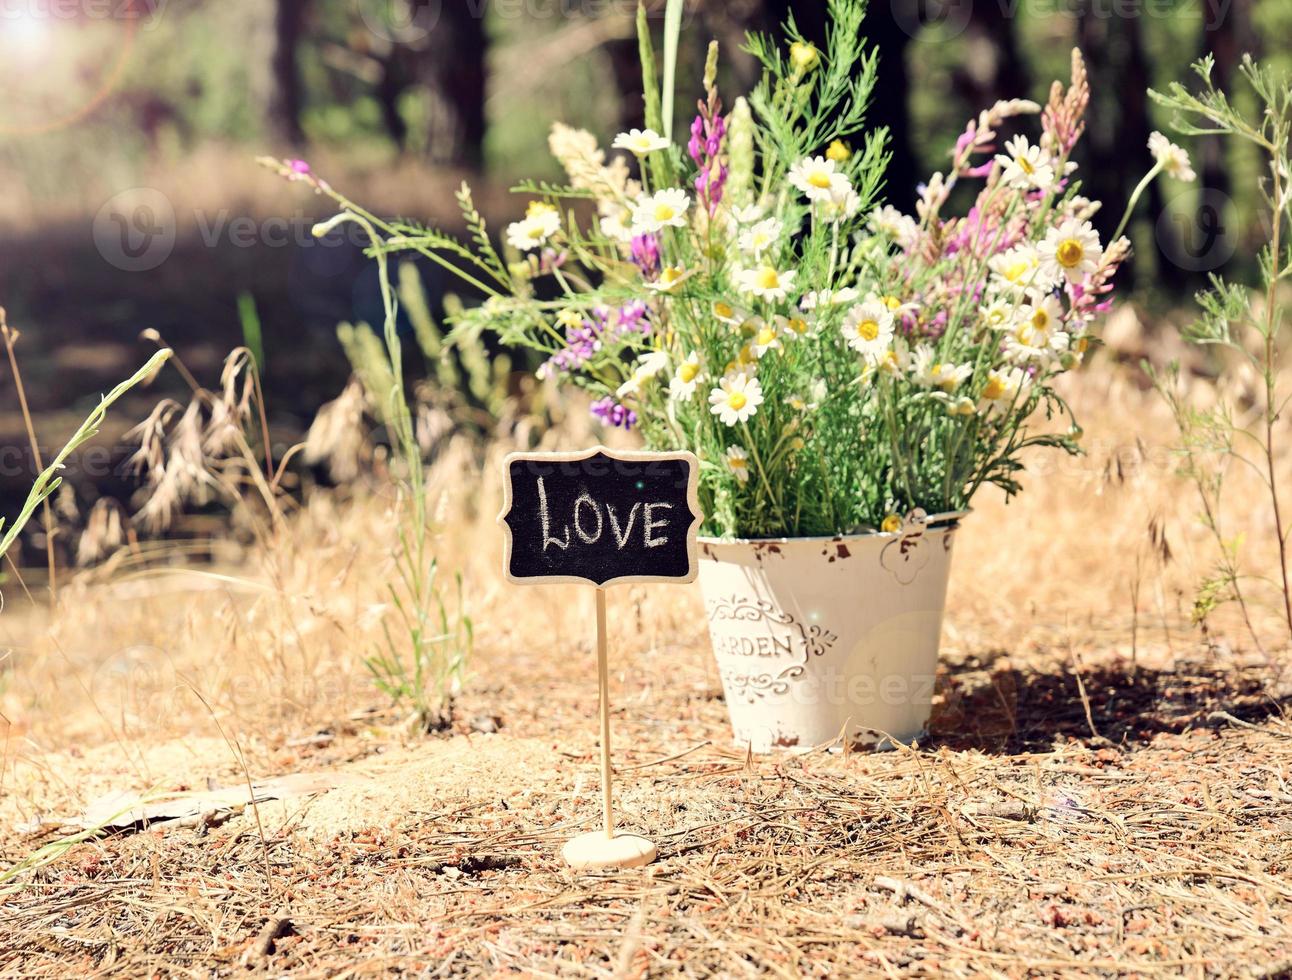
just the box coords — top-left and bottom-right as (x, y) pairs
(562, 831), (657, 870)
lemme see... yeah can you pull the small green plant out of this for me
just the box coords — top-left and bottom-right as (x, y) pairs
(335, 261), (534, 449)
(1147, 55), (1292, 658)
(311, 210), (473, 732)
(0, 349), (172, 572)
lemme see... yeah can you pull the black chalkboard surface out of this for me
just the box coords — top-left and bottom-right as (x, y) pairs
(499, 448), (701, 587)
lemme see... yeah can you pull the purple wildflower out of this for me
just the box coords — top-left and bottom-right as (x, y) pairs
(538, 302), (652, 379)
(631, 234), (661, 279)
(591, 397), (638, 430)
(689, 71), (728, 217)
(690, 112), (728, 216)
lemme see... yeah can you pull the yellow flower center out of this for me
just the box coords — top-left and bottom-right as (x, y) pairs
(982, 376), (1006, 400)
(1003, 260), (1030, 283)
(881, 514), (902, 533)
(807, 171), (833, 190)
(728, 392), (748, 411)
(857, 319), (880, 342)
(1018, 156), (1035, 176)
(730, 457), (747, 470)
(826, 140), (851, 162)
(679, 363), (699, 383)
(1077, 336), (1090, 354)
(756, 268), (781, 291)
(790, 41), (819, 73)
(883, 296), (901, 311)
(1056, 239), (1085, 268)
(788, 318), (809, 334)
(756, 327), (777, 346)
(661, 266), (683, 285)
(1032, 309), (1050, 330)
(526, 226), (547, 240)
(654, 203), (677, 223)
(527, 201), (555, 218)
(714, 302), (734, 319)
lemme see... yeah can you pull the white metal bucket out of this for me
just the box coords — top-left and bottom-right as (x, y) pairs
(697, 513), (962, 752)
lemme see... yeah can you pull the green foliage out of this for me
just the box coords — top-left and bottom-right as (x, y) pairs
(744, 0), (883, 177)
(314, 212), (473, 731)
(237, 292), (264, 373)
(1149, 56), (1292, 654)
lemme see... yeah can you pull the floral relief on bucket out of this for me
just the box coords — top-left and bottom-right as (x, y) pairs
(879, 509), (942, 585)
(705, 594), (838, 702)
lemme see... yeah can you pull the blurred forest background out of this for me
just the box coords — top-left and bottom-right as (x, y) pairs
(0, 0), (1287, 536)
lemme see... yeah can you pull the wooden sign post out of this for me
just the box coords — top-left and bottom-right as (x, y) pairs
(499, 447), (701, 870)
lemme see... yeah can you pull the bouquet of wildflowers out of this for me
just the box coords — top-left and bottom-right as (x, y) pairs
(283, 0), (1167, 540)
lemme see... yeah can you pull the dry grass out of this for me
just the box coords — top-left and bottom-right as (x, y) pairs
(2, 350), (1291, 977)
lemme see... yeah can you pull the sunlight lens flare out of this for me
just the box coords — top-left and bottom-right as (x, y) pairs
(2, 10), (53, 58)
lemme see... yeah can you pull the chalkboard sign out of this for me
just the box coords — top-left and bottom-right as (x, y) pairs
(499, 447), (701, 587)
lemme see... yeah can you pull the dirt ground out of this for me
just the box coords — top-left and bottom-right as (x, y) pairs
(2, 353), (1292, 977)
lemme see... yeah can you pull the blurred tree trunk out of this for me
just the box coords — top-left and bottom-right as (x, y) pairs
(950, 3), (1030, 116)
(425, 3), (489, 170)
(1078, 4), (1181, 289)
(607, 37), (646, 135)
(863, 3), (916, 207)
(270, 0), (308, 147)
(1198, 0), (1253, 202)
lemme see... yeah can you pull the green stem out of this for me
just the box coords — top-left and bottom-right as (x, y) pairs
(1111, 162), (1164, 245)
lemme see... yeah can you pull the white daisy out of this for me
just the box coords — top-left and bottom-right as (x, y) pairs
(669, 351), (704, 401)
(867, 206), (919, 249)
(711, 301), (746, 328)
(612, 128), (670, 155)
(1006, 295), (1069, 363)
(841, 301), (895, 358)
(814, 182), (861, 223)
(644, 266), (690, 293)
(631, 188), (691, 235)
(738, 218), (784, 257)
(725, 445), (751, 484)
(995, 135), (1056, 191)
(980, 296), (1015, 331)
(788, 156), (851, 203)
(800, 287), (860, 310)
(977, 366), (1031, 416)
(750, 320), (784, 359)
(988, 243), (1054, 294)
(775, 314), (811, 339)
(868, 338), (909, 382)
(708, 372), (764, 426)
(1038, 218), (1103, 283)
(1148, 131), (1196, 182)
(911, 346), (973, 392)
(600, 206), (634, 243)
(866, 291), (919, 320)
(505, 202), (561, 252)
(737, 265), (798, 302)
(616, 350), (670, 398)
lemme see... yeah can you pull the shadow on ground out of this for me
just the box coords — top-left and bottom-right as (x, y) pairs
(929, 653), (1289, 753)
